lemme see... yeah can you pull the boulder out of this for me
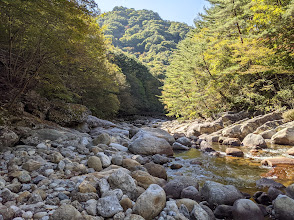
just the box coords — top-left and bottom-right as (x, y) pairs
(200, 181), (243, 206)
(268, 186), (283, 201)
(164, 176), (199, 199)
(242, 133), (267, 148)
(200, 141), (215, 153)
(254, 120), (284, 134)
(97, 195), (123, 218)
(286, 183), (294, 199)
(172, 142), (189, 150)
(144, 162), (167, 180)
(256, 178), (285, 189)
(122, 159), (141, 171)
(272, 128), (294, 145)
(129, 130), (173, 156)
(93, 133), (111, 145)
(232, 199), (264, 220)
(133, 184), (166, 220)
(176, 198), (197, 212)
(86, 115), (116, 128)
(273, 195), (294, 220)
(187, 119), (223, 136)
(226, 148), (244, 157)
(0, 127), (19, 150)
(221, 111), (249, 126)
(180, 186), (201, 202)
(214, 205), (233, 219)
(108, 169), (137, 200)
(261, 157), (294, 167)
(109, 143), (128, 152)
(142, 127), (175, 144)
(50, 204), (82, 220)
(47, 102), (90, 127)
(176, 137), (192, 146)
(191, 203), (212, 220)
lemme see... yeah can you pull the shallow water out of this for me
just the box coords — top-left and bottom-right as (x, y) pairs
(168, 143), (294, 195)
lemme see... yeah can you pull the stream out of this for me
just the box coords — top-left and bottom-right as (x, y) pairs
(167, 143), (294, 195)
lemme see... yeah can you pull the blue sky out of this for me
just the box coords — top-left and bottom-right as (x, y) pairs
(95, 0), (209, 26)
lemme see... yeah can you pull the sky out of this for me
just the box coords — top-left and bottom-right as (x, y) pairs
(95, 0), (209, 26)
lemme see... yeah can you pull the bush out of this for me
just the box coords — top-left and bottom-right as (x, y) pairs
(282, 109), (294, 122)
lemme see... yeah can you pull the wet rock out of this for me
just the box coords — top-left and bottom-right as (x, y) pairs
(176, 137), (192, 146)
(152, 154), (170, 164)
(273, 195), (294, 220)
(129, 130), (173, 156)
(214, 204), (233, 219)
(200, 141), (215, 153)
(286, 183), (294, 199)
(226, 148), (244, 157)
(164, 177), (199, 199)
(87, 156), (102, 172)
(256, 178), (285, 190)
(200, 181), (243, 206)
(242, 133), (267, 148)
(133, 184), (166, 220)
(93, 133), (111, 145)
(232, 199), (264, 220)
(255, 192), (271, 206)
(108, 169), (137, 200)
(181, 186), (201, 202)
(261, 157), (294, 167)
(172, 142), (190, 151)
(222, 138), (241, 146)
(268, 186), (283, 201)
(50, 204), (82, 220)
(97, 195), (123, 218)
(144, 162), (167, 180)
(0, 127), (19, 150)
(170, 163), (183, 169)
(272, 127), (294, 145)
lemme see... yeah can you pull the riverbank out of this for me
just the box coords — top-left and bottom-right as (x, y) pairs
(1, 109), (294, 219)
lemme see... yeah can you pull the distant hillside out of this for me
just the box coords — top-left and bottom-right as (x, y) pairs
(98, 6), (191, 79)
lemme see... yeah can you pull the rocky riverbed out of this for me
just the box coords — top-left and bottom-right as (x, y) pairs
(1, 110), (294, 220)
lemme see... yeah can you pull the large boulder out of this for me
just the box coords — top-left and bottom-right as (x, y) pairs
(222, 112), (282, 139)
(108, 169), (137, 200)
(242, 133), (267, 148)
(0, 127), (19, 150)
(129, 130), (173, 156)
(50, 204), (82, 220)
(200, 181), (243, 206)
(272, 128), (294, 145)
(232, 199), (264, 220)
(142, 127), (175, 144)
(273, 195), (294, 220)
(187, 119), (223, 136)
(221, 111), (249, 126)
(48, 102), (90, 127)
(133, 184), (166, 220)
(86, 115), (116, 128)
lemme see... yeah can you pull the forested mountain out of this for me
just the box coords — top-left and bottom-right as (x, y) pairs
(98, 6), (191, 78)
(162, 0), (294, 119)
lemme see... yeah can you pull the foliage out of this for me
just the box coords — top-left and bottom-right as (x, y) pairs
(283, 109), (294, 122)
(98, 7), (191, 79)
(162, 0), (294, 119)
(0, 0), (124, 118)
(109, 50), (163, 115)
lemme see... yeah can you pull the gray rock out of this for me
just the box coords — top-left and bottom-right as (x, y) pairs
(97, 195), (123, 218)
(200, 141), (215, 153)
(50, 204), (82, 220)
(129, 130), (173, 156)
(242, 133), (267, 148)
(191, 203), (210, 220)
(272, 127), (294, 145)
(152, 154), (170, 164)
(164, 177), (199, 199)
(268, 186), (283, 201)
(214, 205), (233, 219)
(110, 143), (128, 152)
(141, 127), (175, 144)
(96, 152), (111, 168)
(286, 183), (294, 199)
(256, 178), (285, 189)
(0, 127), (19, 150)
(93, 133), (111, 145)
(86, 115), (116, 128)
(172, 142), (189, 150)
(0, 188), (16, 203)
(232, 199), (264, 220)
(176, 137), (192, 146)
(200, 181), (243, 206)
(273, 195), (294, 220)
(85, 199), (98, 216)
(98, 178), (110, 195)
(133, 184), (166, 220)
(111, 154), (123, 166)
(181, 186), (201, 202)
(108, 169), (137, 200)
